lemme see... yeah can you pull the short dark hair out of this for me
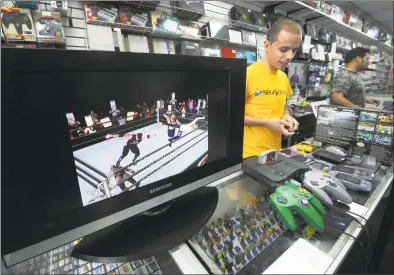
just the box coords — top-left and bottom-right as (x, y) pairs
(267, 18), (303, 42)
(344, 47), (370, 64)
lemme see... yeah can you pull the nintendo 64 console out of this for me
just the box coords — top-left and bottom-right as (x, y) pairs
(243, 150), (310, 190)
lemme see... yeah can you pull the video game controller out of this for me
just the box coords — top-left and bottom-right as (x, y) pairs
(328, 171), (373, 192)
(270, 182), (326, 232)
(332, 164), (375, 181)
(3, 12), (32, 35)
(303, 171), (352, 205)
(37, 18), (63, 37)
(307, 159), (334, 172)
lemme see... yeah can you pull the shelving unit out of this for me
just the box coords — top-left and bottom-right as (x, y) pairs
(264, 1), (393, 54)
(88, 19), (257, 50)
(2, 1), (392, 57)
(113, 1), (269, 34)
(94, 1), (267, 51)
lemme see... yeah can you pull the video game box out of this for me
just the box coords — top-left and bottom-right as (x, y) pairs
(85, 2), (120, 23)
(1, 7), (36, 42)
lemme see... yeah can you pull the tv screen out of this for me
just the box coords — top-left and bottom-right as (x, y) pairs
(288, 62), (308, 88)
(2, 49), (246, 266)
(62, 71), (215, 206)
(315, 105), (393, 166)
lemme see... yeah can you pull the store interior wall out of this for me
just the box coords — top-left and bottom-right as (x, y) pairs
(1, 0), (393, 273)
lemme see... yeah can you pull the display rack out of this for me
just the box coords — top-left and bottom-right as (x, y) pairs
(93, 1), (266, 50)
(199, 12), (268, 34)
(267, 1), (393, 54)
(5, 239), (164, 275)
(87, 19), (257, 50)
(113, 1), (269, 34)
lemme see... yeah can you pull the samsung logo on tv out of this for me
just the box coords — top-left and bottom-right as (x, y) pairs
(150, 183), (172, 194)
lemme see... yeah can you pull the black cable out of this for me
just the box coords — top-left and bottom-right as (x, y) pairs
(330, 202), (372, 238)
(345, 210), (372, 240)
(339, 205), (372, 240)
(325, 226), (369, 264)
(322, 201), (370, 249)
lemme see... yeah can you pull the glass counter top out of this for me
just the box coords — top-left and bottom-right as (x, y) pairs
(326, 164), (393, 273)
(188, 175), (298, 274)
(2, 239), (181, 275)
(3, 167), (392, 275)
(188, 163), (393, 274)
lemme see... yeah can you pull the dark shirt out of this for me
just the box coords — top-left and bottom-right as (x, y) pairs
(127, 136), (140, 146)
(330, 69), (366, 107)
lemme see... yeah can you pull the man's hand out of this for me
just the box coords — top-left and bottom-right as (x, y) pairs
(106, 134), (113, 139)
(266, 118), (295, 136)
(366, 99), (381, 106)
(282, 114), (299, 132)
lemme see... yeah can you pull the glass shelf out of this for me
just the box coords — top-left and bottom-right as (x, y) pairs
(3, 239), (181, 275)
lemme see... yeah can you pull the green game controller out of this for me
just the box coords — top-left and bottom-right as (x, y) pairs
(270, 182), (326, 232)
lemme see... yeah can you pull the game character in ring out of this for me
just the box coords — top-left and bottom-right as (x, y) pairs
(106, 132), (152, 166)
(110, 164), (139, 191)
(163, 114), (205, 145)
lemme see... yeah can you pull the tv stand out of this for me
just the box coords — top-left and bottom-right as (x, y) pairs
(71, 186), (218, 263)
(142, 202), (171, 216)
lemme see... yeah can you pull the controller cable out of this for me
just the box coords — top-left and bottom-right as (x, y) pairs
(324, 226), (369, 268)
(321, 202), (371, 249)
(325, 201), (372, 237)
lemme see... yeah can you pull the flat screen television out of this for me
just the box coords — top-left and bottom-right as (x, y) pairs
(1, 48), (246, 266)
(288, 61), (308, 88)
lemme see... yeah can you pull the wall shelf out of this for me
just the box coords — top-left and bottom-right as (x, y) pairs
(113, 1), (269, 34)
(87, 19), (257, 49)
(264, 1), (393, 54)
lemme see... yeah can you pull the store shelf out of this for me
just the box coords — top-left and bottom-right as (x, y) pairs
(113, 0), (269, 34)
(199, 14), (269, 34)
(87, 19), (257, 49)
(268, 1), (393, 54)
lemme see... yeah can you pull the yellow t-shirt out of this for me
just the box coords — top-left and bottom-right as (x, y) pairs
(243, 62), (293, 158)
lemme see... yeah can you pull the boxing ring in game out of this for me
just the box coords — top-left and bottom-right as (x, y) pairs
(73, 102), (208, 205)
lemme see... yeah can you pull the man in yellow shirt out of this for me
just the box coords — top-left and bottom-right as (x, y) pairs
(244, 19), (301, 158)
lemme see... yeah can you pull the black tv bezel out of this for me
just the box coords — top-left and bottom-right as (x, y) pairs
(1, 48), (246, 258)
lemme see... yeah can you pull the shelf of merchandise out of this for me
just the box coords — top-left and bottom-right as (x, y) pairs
(199, 12), (269, 34)
(113, 0), (269, 34)
(267, 1), (393, 54)
(87, 19), (257, 50)
(98, 1), (265, 51)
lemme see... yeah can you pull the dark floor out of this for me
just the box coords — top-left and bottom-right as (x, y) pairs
(376, 220), (394, 273)
(338, 198), (394, 274)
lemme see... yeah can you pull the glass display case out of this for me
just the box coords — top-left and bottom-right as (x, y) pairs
(2, 239), (181, 275)
(188, 176), (290, 274)
(326, 163), (393, 273)
(188, 162), (393, 274)
(4, 165), (392, 275)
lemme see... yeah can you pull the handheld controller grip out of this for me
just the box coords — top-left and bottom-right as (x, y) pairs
(270, 182), (326, 232)
(3, 12), (32, 35)
(270, 193), (297, 231)
(308, 193), (327, 216)
(303, 171), (353, 205)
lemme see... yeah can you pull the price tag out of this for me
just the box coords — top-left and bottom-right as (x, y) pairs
(302, 224), (316, 240)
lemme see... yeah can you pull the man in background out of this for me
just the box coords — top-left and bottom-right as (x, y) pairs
(330, 47), (380, 108)
(243, 18), (300, 158)
(290, 66), (300, 87)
